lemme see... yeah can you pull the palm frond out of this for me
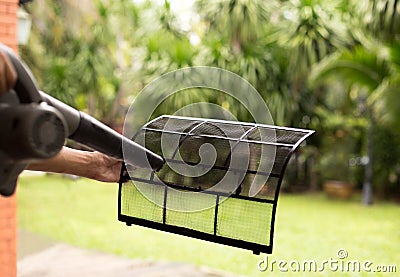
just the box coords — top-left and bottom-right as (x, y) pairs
(309, 46), (391, 90)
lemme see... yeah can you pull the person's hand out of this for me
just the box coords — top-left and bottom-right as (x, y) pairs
(0, 51), (17, 95)
(89, 151), (124, 183)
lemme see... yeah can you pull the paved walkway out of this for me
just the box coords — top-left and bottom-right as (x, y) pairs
(17, 230), (240, 277)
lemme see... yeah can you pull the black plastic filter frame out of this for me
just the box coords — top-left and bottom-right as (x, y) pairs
(118, 115), (314, 254)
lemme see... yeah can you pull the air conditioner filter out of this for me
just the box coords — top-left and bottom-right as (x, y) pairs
(118, 115), (314, 254)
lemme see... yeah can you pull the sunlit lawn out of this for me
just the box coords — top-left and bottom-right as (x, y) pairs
(18, 175), (399, 276)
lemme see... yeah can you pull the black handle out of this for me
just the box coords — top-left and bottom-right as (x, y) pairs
(0, 43), (42, 103)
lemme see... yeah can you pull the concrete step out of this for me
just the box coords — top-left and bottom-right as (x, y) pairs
(17, 230), (240, 277)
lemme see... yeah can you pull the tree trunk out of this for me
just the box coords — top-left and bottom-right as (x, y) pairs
(362, 120), (373, 205)
(309, 150), (319, 192)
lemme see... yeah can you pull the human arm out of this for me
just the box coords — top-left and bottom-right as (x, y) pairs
(26, 146), (123, 182)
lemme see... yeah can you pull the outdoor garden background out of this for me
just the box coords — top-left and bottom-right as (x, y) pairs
(18, 0), (399, 276)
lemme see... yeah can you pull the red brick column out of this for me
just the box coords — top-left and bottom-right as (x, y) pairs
(0, 1), (19, 276)
(0, 196), (17, 277)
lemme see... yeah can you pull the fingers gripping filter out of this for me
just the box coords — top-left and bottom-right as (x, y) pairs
(118, 115), (314, 254)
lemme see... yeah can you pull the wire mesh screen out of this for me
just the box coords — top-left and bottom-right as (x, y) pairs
(119, 115), (314, 254)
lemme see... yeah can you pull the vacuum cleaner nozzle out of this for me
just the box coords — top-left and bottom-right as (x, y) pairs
(40, 92), (165, 172)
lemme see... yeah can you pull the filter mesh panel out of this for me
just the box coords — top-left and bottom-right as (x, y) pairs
(165, 189), (216, 234)
(119, 115), (314, 254)
(121, 182), (164, 223)
(217, 197), (273, 245)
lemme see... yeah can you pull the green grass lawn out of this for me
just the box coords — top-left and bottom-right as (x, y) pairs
(17, 175), (399, 276)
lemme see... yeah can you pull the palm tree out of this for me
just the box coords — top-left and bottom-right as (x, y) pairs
(194, 0), (292, 123)
(363, 0), (400, 43)
(310, 44), (400, 204)
(20, 0), (83, 105)
(275, 0), (354, 125)
(196, 0), (273, 54)
(22, 0), (144, 124)
(277, 0), (352, 82)
(309, 0), (400, 204)
(263, 0), (356, 190)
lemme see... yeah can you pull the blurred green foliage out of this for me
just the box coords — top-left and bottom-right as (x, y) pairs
(20, 0), (400, 200)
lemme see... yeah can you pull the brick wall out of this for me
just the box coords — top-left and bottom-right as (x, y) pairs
(0, 196), (17, 277)
(0, 0), (18, 50)
(0, 0), (19, 276)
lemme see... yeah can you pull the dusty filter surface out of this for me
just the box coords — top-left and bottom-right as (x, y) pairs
(119, 115), (314, 254)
